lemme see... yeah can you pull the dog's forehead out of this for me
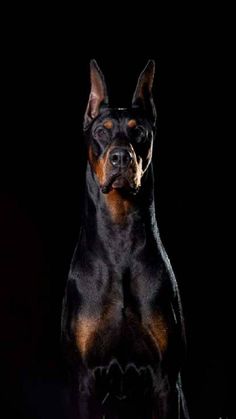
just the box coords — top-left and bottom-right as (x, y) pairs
(96, 108), (147, 124)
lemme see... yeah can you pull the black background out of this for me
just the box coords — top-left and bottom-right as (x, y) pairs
(1, 6), (234, 419)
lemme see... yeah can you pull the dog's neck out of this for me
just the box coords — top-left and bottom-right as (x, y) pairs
(84, 163), (159, 243)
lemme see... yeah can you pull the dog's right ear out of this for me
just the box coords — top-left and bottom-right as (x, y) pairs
(84, 60), (109, 130)
(132, 60), (156, 124)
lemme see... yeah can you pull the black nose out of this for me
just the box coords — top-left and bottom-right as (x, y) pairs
(109, 148), (132, 168)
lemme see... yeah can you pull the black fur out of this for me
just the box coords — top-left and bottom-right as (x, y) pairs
(61, 60), (190, 418)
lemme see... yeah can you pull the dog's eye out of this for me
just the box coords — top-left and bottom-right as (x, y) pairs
(94, 127), (108, 140)
(133, 126), (147, 143)
(95, 127), (106, 138)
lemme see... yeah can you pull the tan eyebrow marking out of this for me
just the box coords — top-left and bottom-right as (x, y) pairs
(103, 119), (113, 129)
(127, 119), (137, 128)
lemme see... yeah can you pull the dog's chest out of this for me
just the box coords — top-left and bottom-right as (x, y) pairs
(73, 264), (168, 365)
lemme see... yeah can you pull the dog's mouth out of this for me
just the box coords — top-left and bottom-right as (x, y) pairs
(101, 173), (139, 195)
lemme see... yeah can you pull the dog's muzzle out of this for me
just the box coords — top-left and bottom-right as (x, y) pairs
(109, 147), (133, 169)
(100, 145), (141, 195)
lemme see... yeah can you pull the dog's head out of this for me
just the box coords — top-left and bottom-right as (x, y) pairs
(84, 60), (156, 196)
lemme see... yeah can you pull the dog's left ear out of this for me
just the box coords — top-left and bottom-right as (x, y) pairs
(84, 60), (109, 129)
(132, 60), (156, 124)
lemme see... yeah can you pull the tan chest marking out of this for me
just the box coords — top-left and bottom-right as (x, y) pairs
(74, 303), (119, 358)
(74, 316), (99, 357)
(147, 312), (168, 354)
(105, 190), (133, 223)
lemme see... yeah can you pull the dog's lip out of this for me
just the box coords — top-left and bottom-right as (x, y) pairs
(111, 175), (128, 189)
(101, 173), (139, 195)
(101, 173), (119, 193)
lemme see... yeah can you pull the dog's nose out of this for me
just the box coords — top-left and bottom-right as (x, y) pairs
(109, 148), (132, 168)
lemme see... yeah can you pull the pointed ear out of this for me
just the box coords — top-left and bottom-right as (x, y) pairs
(84, 60), (109, 129)
(132, 60), (156, 124)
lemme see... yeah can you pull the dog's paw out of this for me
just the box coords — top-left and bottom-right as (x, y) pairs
(93, 360), (155, 404)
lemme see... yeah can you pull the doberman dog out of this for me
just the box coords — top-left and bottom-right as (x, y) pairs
(61, 60), (190, 419)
